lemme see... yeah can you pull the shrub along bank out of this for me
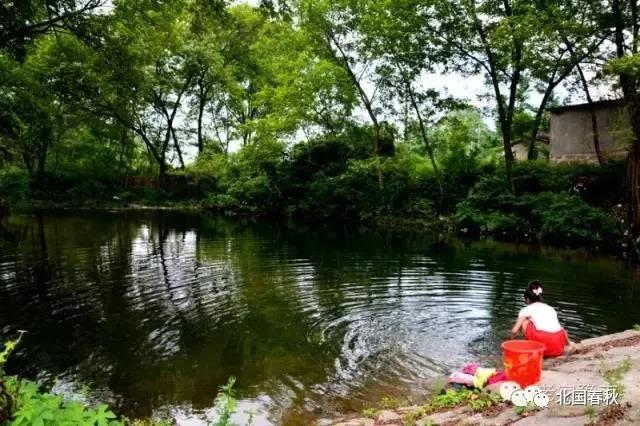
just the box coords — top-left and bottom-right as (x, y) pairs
(0, 333), (242, 426)
(455, 162), (625, 249)
(0, 126), (627, 252)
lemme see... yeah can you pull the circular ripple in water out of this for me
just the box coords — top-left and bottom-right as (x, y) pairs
(1, 213), (638, 425)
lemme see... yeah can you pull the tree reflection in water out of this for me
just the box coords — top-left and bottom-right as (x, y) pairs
(0, 211), (638, 424)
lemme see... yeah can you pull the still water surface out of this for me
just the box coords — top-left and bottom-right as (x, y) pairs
(1, 212), (639, 424)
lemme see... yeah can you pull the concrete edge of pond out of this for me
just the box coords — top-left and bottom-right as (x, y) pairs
(327, 329), (640, 426)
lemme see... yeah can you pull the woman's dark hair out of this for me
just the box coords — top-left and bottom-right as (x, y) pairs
(524, 280), (544, 304)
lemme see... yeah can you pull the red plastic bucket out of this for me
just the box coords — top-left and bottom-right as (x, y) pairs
(501, 340), (545, 387)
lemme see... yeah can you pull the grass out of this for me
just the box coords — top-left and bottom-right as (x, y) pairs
(361, 407), (378, 419)
(600, 357), (632, 399)
(366, 388), (502, 424)
(585, 405), (597, 423)
(467, 391), (502, 412)
(513, 404), (536, 416)
(423, 388), (502, 414)
(377, 396), (411, 409)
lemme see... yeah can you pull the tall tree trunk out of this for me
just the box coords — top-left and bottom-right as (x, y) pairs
(197, 93), (206, 154)
(159, 129), (171, 184)
(502, 0), (520, 192)
(628, 1), (640, 232)
(106, 108), (167, 178)
(527, 30), (609, 160)
(574, 63), (605, 165)
(22, 151), (34, 177)
(158, 155), (168, 184)
(117, 130), (127, 175)
(528, 87), (554, 160)
(171, 127), (185, 169)
(36, 151), (47, 183)
(472, 3), (516, 193)
(406, 83), (443, 194)
(372, 122), (383, 189)
(627, 96), (640, 229)
(138, 129), (165, 177)
(196, 77), (210, 155)
(613, 0), (637, 96)
(488, 76), (516, 193)
(403, 85), (409, 143)
(612, 0), (640, 231)
(562, 35), (606, 165)
(326, 30), (383, 188)
(36, 137), (50, 184)
(155, 75), (192, 172)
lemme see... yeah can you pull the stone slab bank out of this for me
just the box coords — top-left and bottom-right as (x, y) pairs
(327, 329), (640, 426)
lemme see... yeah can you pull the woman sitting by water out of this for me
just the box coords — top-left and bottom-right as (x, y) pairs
(510, 280), (568, 357)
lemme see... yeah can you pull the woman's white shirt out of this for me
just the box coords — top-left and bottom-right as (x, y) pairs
(518, 302), (562, 333)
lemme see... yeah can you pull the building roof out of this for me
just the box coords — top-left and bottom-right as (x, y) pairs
(511, 132), (550, 147)
(549, 98), (626, 114)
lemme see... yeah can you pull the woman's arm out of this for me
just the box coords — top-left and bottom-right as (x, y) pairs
(511, 316), (528, 336)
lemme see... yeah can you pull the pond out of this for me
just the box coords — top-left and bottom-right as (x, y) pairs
(1, 211), (639, 425)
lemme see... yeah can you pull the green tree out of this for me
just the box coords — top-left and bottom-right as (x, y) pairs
(252, 10), (357, 141)
(0, 37), (78, 181)
(71, 0), (196, 179)
(185, 0), (227, 154)
(344, 0), (465, 193)
(187, 5), (279, 155)
(292, 0), (389, 186)
(428, 0), (602, 188)
(604, 0), (640, 233)
(0, 0), (102, 59)
(525, 0), (610, 159)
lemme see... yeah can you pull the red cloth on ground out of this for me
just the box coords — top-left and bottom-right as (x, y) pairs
(524, 321), (568, 357)
(486, 371), (508, 385)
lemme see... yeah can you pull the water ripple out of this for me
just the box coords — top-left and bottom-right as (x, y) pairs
(1, 213), (638, 424)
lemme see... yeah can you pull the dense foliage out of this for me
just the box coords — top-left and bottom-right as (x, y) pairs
(0, 334), (243, 425)
(1, 0), (638, 251)
(456, 162), (624, 248)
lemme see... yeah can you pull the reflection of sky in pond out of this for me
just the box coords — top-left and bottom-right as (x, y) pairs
(1, 212), (639, 425)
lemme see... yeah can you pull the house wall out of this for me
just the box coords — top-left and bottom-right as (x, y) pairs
(550, 104), (630, 163)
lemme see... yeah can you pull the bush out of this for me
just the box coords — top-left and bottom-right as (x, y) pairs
(164, 169), (214, 200)
(6, 378), (120, 426)
(511, 160), (625, 207)
(0, 167), (29, 205)
(454, 161), (624, 247)
(283, 130), (378, 220)
(128, 187), (169, 206)
(227, 174), (279, 212)
(455, 182), (619, 247)
(201, 140), (286, 214)
(456, 202), (528, 239)
(0, 334), (241, 426)
(66, 180), (111, 203)
(531, 192), (619, 246)
(286, 148), (440, 223)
